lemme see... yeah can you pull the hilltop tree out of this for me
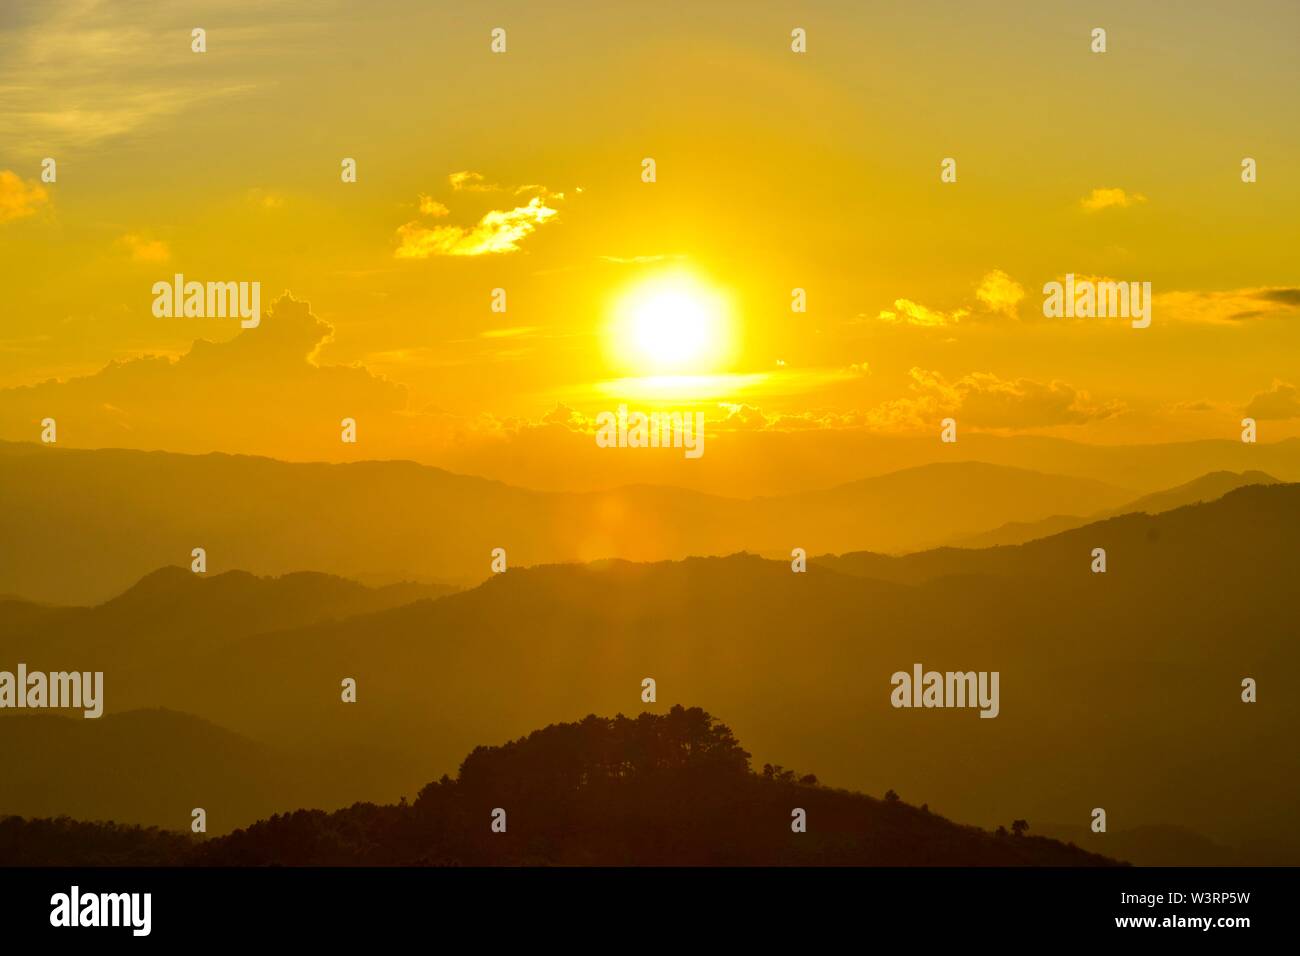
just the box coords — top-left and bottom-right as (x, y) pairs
(2, 708), (1121, 868)
(428, 705), (751, 805)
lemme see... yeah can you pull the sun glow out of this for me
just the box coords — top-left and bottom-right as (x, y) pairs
(608, 271), (733, 375)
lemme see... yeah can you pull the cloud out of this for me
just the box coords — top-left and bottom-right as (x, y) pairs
(878, 299), (969, 327)
(0, 170), (49, 223)
(418, 195), (450, 217)
(1080, 187), (1147, 212)
(446, 172), (567, 200)
(1257, 289), (1300, 306)
(499, 400), (851, 437)
(540, 403), (587, 429)
(867, 368), (1123, 430)
(0, 293), (408, 453)
(1154, 287), (1300, 324)
(394, 195), (560, 258)
(449, 171), (499, 192)
(877, 269), (1026, 326)
(1244, 380), (1300, 420)
(0, 2), (265, 150)
(115, 232), (170, 263)
(1168, 398), (1221, 414)
(951, 371), (1123, 427)
(974, 269), (1025, 318)
(515, 184), (565, 202)
(704, 404), (880, 433)
(717, 403), (771, 430)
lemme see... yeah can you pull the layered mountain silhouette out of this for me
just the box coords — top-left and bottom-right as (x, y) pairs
(0, 708), (413, 835)
(0, 441), (1132, 604)
(0, 566), (452, 667)
(454, 430), (1300, 499)
(0, 707), (1118, 866)
(2, 709), (294, 828)
(1, 482), (1294, 863)
(952, 470), (1279, 548)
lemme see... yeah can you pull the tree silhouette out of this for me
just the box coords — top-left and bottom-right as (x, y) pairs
(1, 709), (1119, 868)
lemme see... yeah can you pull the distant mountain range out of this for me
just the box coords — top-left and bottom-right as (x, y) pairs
(0, 567), (453, 667)
(392, 426), (1300, 499)
(952, 470), (1279, 548)
(431, 428), (1300, 498)
(1, 481), (1295, 863)
(0, 441), (1139, 604)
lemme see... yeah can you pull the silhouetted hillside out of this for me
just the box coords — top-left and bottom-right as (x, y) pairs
(0, 816), (195, 866)
(0, 708), (1119, 867)
(3, 484), (1295, 861)
(952, 470), (1279, 548)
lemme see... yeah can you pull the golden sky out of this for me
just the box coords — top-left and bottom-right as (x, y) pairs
(1, 0), (1298, 481)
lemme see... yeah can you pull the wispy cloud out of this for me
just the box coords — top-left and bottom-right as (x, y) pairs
(0, 170), (49, 222)
(394, 195), (560, 258)
(448, 171), (500, 192)
(0, 0), (268, 150)
(115, 232), (170, 263)
(1154, 287), (1300, 324)
(878, 299), (969, 327)
(876, 269), (1025, 326)
(1080, 187), (1147, 212)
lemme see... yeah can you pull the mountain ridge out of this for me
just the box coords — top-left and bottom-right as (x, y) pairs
(953, 469), (1279, 549)
(0, 706), (1122, 866)
(0, 442), (1134, 604)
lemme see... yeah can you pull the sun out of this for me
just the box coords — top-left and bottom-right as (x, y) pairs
(608, 271), (732, 374)
(630, 289), (709, 366)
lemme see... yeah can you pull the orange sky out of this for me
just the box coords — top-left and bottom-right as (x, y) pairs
(1, 0), (1298, 488)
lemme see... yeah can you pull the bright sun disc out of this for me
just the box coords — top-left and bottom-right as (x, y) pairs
(609, 273), (731, 374)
